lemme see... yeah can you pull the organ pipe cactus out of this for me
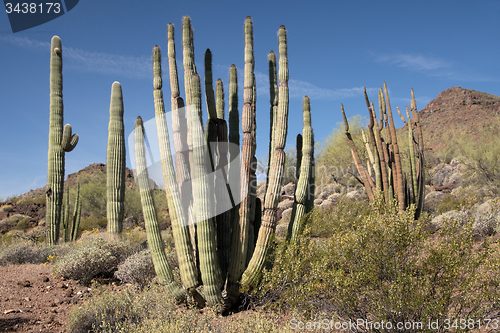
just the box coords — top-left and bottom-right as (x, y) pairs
(61, 184), (81, 242)
(288, 96), (313, 243)
(152, 45), (203, 306)
(227, 16), (256, 300)
(343, 84), (425, 218)
(70, 184), (81, 242)
(46, 36), (78, 245)
(142, 16), (309, 311)
(134, 116), (186, 302)
(106, 81), (125, 238)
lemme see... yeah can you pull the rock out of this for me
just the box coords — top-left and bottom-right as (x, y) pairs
(314, 199), (323, 206)
(277, 199), (294, 211)
(473, 199), (500, 238)
(64, 288), (73, 298)
(275, 222), (289, 238)
(431, 210), (472, 229)
(282, 183), (295, 196)
(430, 159), (463, 188)
(17, 280), (31, 288)
(327, 193), (341, 203)
(346, 190), (360, 199)
(318, 186), (336, 200)
(281, 208), (293, 222)
(320, 200), (334, 209)
(279, 195), (294, 202)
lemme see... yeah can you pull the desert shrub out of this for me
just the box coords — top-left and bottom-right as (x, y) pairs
(51, 237), (131, 285)
(0, 242), (55, 265)
(255, 197), (500, 330)
(67, 284), (281, 333)
(436, 193), (479, 215)
(114, 250), (155, 289)
(307, 195), (371, 238)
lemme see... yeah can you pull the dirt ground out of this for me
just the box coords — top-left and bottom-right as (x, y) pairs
(0, 264), (93, 333)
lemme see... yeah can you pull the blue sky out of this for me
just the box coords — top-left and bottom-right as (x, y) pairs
(0, 0), (499, 198)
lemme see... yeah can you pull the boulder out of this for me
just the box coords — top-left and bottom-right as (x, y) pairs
(431, 210), (472, 229)
(430, 159), (463, 188)
(473, 199), (500, 238)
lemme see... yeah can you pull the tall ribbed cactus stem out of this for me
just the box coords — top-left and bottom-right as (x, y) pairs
(70, 184), (81, 242)
(189, 74), (225, 312)
(134, 116), (186, 302)
(106, 81), (125, 239)
(342, 104), (373, 201)
(46, 36), (78, 245)
(288, 96), (313, 243)
(384, 82), (405, 212)
(153, 45), (204, 306)
(240, 25), (289, 290)
(227, 16), (256, 300)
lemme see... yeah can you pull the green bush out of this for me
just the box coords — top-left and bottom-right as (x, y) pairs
(51, 237), (131, 285)
(255, 197), (500, 330)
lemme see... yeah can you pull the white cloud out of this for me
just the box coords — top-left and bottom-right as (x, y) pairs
(375, 53), (449, 71)
(0, 35), (151, 79)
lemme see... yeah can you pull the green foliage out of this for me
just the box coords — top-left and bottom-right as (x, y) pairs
(255, 198), (500, 328)
(315, 116), (367, 189)
(308, 195), (371, 238)
(51, 237), (130, 285)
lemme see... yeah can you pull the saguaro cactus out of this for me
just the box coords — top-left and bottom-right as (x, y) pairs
(106, 81), (126, 238)
(46, 36), (78, 245)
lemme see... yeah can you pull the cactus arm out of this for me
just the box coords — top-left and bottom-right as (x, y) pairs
(106, 81), (126, 238)
(189, 74), (225, 311)
(342, 104), (374, 201)
(264, 51), (279, 202)
(379, 89), (394, 201)
(214, 79), (233, 280)
(227, 16), (256, 298)
(227, 64), (240, 249)
(384, 83), (405, 211)
(134, 116), (186, 302)
(364, 88), (382, 193)
(241, 25), (290, 290)
(288, 96), (313, 243)
(153, 46), (202, 299)
(204, 49), (217, 121)
(405, 106), (418, 203)
(61, 124), (78, 152)
(371, 101), (389, 201)
(62, 191), (69, 242)
(70, 184), (81, 241)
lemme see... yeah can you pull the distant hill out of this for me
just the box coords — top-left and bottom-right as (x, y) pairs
(417, 87), (500, 153)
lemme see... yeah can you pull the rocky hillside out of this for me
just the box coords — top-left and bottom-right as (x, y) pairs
(418, 87), (500, 152)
